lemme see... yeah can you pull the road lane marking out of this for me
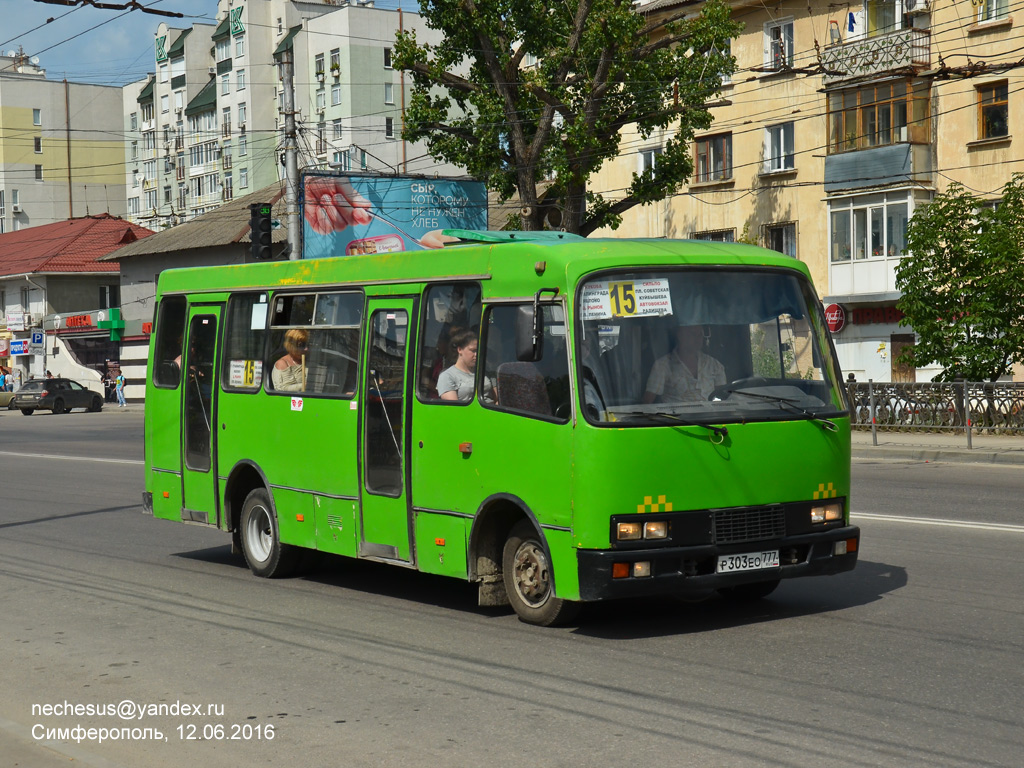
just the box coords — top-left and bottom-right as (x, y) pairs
(0, 450), (143, 466)
(854, 512), (1024, 533)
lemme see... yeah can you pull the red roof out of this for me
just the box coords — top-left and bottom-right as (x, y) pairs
(0, 214), (155, 277)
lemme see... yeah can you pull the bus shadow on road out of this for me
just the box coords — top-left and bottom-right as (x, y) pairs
(575, 560), (907, 638)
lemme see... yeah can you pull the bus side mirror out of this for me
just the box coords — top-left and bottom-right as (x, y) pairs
(515, 304), (542, 361)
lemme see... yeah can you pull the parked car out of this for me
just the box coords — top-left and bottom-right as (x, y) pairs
(0, 390), (15, 410)
(13, 378), (104, 415)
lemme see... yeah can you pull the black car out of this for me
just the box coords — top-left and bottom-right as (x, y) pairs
(13, 378), (104, 415)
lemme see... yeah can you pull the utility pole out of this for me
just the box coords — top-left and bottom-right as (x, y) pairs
(280, 48), (301, 260)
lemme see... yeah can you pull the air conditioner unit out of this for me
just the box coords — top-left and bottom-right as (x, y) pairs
(208, 66), (215, 75)
(906, 0), (929, 13)
(11, 204), (22, 213)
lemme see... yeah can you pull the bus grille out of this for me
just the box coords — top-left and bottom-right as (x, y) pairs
(713, 505), (785, 544)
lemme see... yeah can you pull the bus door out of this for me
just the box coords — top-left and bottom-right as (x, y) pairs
(180, 306), (222, 526)
(359, 299), (416, 563)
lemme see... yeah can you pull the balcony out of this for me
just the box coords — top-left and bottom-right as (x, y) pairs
(822, 27), (930, 85)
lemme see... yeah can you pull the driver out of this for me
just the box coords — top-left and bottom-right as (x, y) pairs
(643, 323), (726, 403)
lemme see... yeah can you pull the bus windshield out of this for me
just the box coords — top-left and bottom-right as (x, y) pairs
(577, 267), (846, 426)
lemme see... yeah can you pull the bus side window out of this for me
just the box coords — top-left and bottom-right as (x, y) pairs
(416, 282), (482, 402)
(484, 304), (570, 422)
(222, 293), (268, 391)
(153, 295), (187, 388)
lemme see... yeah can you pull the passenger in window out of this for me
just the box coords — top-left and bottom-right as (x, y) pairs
(273, 328), (309, 391)
(643, 323), (725, 403)
(438, 329), (491, 402)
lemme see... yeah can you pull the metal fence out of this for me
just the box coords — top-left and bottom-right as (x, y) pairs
(845, 381), (1024, 446)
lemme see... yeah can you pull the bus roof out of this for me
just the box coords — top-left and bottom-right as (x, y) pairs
(154, 237), (813, 298)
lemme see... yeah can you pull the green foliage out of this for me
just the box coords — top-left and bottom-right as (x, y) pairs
(895, 175), (1024, 382)
(394, 0), (739, 235)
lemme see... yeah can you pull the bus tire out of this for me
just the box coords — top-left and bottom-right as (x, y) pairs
(502, 520), (579, 627)
(239, 488), (299, 578)
(718, 578), (780, 601)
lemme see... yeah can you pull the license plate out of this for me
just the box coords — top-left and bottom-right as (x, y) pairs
(717, 550), (780, 574)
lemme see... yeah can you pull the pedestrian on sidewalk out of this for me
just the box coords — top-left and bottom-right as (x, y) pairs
(115, 371), (127, 407)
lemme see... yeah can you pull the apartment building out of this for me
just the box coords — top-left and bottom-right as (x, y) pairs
(592, 0), (1021, 382)
(124, 0), (459, 230)
(0, 50), (126, 234)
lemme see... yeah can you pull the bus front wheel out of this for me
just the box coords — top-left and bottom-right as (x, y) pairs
(239, 488), (299, 578)
(502, 520), (579, 627)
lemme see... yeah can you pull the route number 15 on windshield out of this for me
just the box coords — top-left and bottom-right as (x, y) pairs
(608, 282), (636, 316)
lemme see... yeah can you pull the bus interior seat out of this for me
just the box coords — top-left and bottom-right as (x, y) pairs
(159, 361), (181, 387)
(497, 362), (551, 416)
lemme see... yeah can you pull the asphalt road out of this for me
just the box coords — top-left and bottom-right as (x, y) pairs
(0, 409), (1021, 767)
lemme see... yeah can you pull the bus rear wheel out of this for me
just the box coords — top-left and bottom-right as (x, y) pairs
(239, 488), (299, 578)
(502, 520), (579, 627)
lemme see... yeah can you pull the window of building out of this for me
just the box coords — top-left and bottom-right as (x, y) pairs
(315, 53), (325, 75)
(331, 83), (341, 106)
(330, 49), (340, 72)
(164, 184), (173, 204)
(315, 89), (325, 111)
(764, 122), (794, 172)
(222, 106), (231, 134)
(332, 119), (342, 140)
(829, 194), (909, 262)
(222, 175), (233, 201)
(692, 229), (735, 242)
(764, 19), (793, 71)
(277, 17), (283, 34)
(146, 189), (158, 210)
(33, 108), (41, 125)
(221, 73), (230, 95)
(128, 197), (140, 215)
(130, 112), (138, 130)
(977, 0), (1008, 22)
(866, 0), (901, 35)
(142, 103), (153, 122)
(978, 81), (1008, 139)
(216, 38), (230, 62)
(639, 146), (661, 175)
(12, 189), (19, 206)
(159, 64), (168, 82)
(385, 117), (394, 138)
(174, 90), (183, 111)
(827, 79), (930, 153)
(235, 34), (245, 58)
(765, 223), (796, 257)
(239, 167), (248, 188)
(239, 135), (247, 156)
(237, 69), (246, 90)
(383, 47), (392, 68)
(384, 83), (394, 104)
(695, 133), (732, 182)
(34, 137), (42, 153)
(161, 94), (169, 113)
(237, 102), (247, 125)
(34, 164), (43, 181)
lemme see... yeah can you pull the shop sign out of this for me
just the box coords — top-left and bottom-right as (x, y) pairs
(850, 306), (904, 325)
(825, 304), (846, 333)
(6, 311), (26, 332)
(10, 339), (30, 355)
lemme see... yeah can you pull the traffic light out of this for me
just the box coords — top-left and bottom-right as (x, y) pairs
(249, 202), (273, 260)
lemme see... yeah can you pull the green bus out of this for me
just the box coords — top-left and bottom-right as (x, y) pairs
(143, 232), (859, 625)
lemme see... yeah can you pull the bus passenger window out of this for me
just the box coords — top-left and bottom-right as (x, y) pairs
(153, 296), (187, 388)
(416, 282), (482, 402)
(222, 293), (268, 391)
(484, 304), (570, 422)
(266, 291), (362, 397)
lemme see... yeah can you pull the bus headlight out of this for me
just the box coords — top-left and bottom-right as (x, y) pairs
(811, 501), (844, 524)
(644, 521), (668, 539)
(616, 522), (642, 540)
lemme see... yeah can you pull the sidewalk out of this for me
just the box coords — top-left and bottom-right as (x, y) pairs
(852, 428), (1024, 465)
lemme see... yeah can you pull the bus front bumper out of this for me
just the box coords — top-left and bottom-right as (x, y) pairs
(576, 525), (860, 601)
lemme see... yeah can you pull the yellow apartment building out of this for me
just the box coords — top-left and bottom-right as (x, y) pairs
(592, 0), (1021, 382)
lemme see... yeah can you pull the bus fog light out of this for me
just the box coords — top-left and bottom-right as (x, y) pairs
(633, 561), (651, 578)
(811, 502), (843, 524)
(834, 541), (847, 556)
(644, 521), (668, 539)
(617, 522), (642, 541)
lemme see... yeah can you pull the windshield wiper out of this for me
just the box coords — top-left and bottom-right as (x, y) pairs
(619, 411), (728, 439)
(725, 388), (837, 432)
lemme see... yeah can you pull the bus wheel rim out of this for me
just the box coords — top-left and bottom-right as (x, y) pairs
(247, 504), (273, 562)
(512, 541), (551, 608)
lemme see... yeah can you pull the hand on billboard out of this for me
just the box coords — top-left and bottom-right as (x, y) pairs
(418, 230), (461, 249)
(304, 177), (373, 235)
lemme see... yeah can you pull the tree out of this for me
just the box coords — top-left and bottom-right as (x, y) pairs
(894, 175), (1024, 382)
(393, 0), (738, 235)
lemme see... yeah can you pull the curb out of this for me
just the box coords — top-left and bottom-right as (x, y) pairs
(852, 446), (1024, 465)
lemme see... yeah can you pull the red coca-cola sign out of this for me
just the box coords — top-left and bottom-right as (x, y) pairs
(825, 303), (846, 333)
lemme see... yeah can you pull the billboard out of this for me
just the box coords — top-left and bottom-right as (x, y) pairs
(301, 172), (487, 260)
